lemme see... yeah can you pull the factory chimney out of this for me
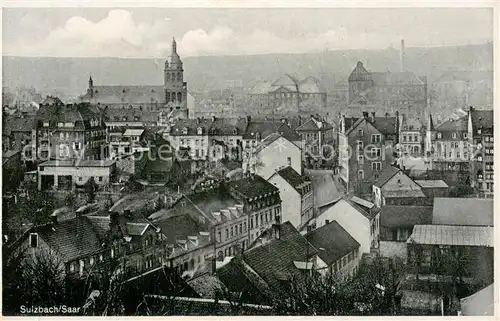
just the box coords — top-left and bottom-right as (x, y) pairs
(400, 39), (405, 72)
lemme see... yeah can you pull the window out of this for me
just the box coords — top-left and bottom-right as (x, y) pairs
(358, 170), (364, 179)
(452, 133), (457, 139)
(99, 254), (103, 261)
(197, 127), (202, 135)
(29, 233), (38, 248)
(370, 148), (381, 158)
(260, 214), (264, 225)
(43, 122), (49, 127)
(90, 257), (94, 265)
(250, 216), (254, 229)
(239, 223), (243, 234)
(372, 162), (382, 171)
(357, 128), (363, 136)
(226, 228), (229, 239)
(371, 134), (381, 143)
(464, 133), (468, 139)
(98, 176), (103, 182)
(437, 132), (442, 139)
(59, 132), (64, 140)
(217, 231), (221, 242)
(357, 140), (364, 150)
(287, 157), (291, 166)
(478, 129), (482, 134)
(243, 222), (247, 231)
(357, 155), (364, 163)
(70, 262), (75, 273)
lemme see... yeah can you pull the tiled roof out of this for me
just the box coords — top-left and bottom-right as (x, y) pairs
(170, 118), (212, 136)
(253, 132), (282, 154)
(39, 159), (115, 167)
(228, 175), (279, 199)
(306, 220), (360, 265)
(210, 117), (247, 136)
(3, 116), (35, 135)
(470, 110), (493, 130)
(432, 198), (493, 226)
(408, 225), (493, 247)
(436, 117), (468, 132)
(275, 122), (301, 141)
(373, 165), (401, 188)
(187, 189), (239, 222)
(153, 213), (205, 245)
(35, 103), (102, 129)
(32, 216), (105, 263)
(308, 172), (342, 208)
(371, 71), (425, 86)
(242, 222), (318, 294)
(345, 196), (380, 220)
(415, 180), (449, 188)
(187, 273), (226, 299)
(242, 120), (281, 139)
(82, 85), (164, 104)
(370, 116), (398, 135)
(275, 166), (309, 195)
(295, 116), (333, 132)
(104, 108), (159, 123)
(380, 205), (433, 228)
(2, 149), (21, 160)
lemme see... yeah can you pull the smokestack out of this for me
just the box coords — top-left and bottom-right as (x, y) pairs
(400, 39), (405, 72)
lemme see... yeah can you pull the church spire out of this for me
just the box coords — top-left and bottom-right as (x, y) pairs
(172, 37), (177, 55)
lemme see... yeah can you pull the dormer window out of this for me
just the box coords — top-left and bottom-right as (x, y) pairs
(182, 127), (188, 135)
(29, 233), (38, 248)
(463, 133), (468, 139)
(452, 133), (457, 139)
(357, 129), (363, 137)
(197, 127), (203, 135)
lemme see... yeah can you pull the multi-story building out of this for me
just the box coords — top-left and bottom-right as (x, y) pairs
(467, 107), (494, 195)
(425, 114), (469, 172)
(399, 117), (425, 156)
(228, 175), (282, 244)
(3, 115), (34, 160)
(267, 166), (314, 229)
(248, 74), (327, 114)
(295, 115), (335, 167)
(338, 111), (399, 194)
(243, 132), (302, 180)
(80, 38), (191, 119)
(37, 159), (116, 191)
(32, 101), (106, 162)
(108, 127), (146, 159)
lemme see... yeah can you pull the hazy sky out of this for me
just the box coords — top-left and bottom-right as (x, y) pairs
(2, 8), (493, 58)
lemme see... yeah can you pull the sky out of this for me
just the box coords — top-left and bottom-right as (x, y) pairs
(2, 8), (494, 58)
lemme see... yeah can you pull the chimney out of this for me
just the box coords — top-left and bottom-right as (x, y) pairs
(371, 112), (376, 122)
(273, 224), (281, 240)
(50, 214), (58, 225)
(246, 115), (251, 123)
(211, 257), (217, 275)
(362, 111), (369, 119)
(298, 115), (302, 126)
(400, 39), (405, 72)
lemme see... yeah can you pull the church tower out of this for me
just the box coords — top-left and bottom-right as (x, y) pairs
(164, 37), (187, 115)
(87, 76), (94, 98)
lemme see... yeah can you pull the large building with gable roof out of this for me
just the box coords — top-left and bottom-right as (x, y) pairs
(80, 38), (192, 120)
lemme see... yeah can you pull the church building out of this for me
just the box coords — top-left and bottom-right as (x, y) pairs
(80, 38), (190, 120)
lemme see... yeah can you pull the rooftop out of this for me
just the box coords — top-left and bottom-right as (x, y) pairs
(408, 224), (493, 247)
(470, 109), (493, 131)
(306, 220), (360, 265)
(228, 175), (279, 200)
(415, 180), (449, 189)
(39, 159), (115, 168)
(432, 198), (493, 226)
(274, 166), (309, 195)
(345, 196), (380, 220)
(309, 173), (342, 208)
(380, 205), (433, 228)
(373, 165), (401, 188)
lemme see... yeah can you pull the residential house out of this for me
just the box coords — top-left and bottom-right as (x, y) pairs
(151, 212), (213, 277)
(243, 132), (302, 180)
(306, 220), (361, 279)
(295, 115), (335, 167)
(168, 118), (212, 169)
(316, 196), (380, 253)
(338, 111), (399, 194)
(108, 127), (146, 158)
(372, 165), (426, 207)
(3, 150), (23, 192)
(37, 159), (116, 191)
(425, 113), (469, 172)
(241, 116), (302, 151)
(414, 180), (449, 199)
(467, 107), (493, 195)
(267, 166), (314, 229)
(216, 222), (319, 304)
(407, 197), (494, 291)
(32, 101), (106, 161)
(309, 172), (343, 220)
(379, 205), (433, 260)
(2, 115), (35, 160)
(228, 175), (282, 244)
(399, 117), (425, 156)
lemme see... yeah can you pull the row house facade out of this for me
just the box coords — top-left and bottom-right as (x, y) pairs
(425, 114), (469, 172)
(32, 101), (106, 162)
(467, 107), (494, 195)
(338, 111), (399, 194)
(398, 117), (425, 157)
